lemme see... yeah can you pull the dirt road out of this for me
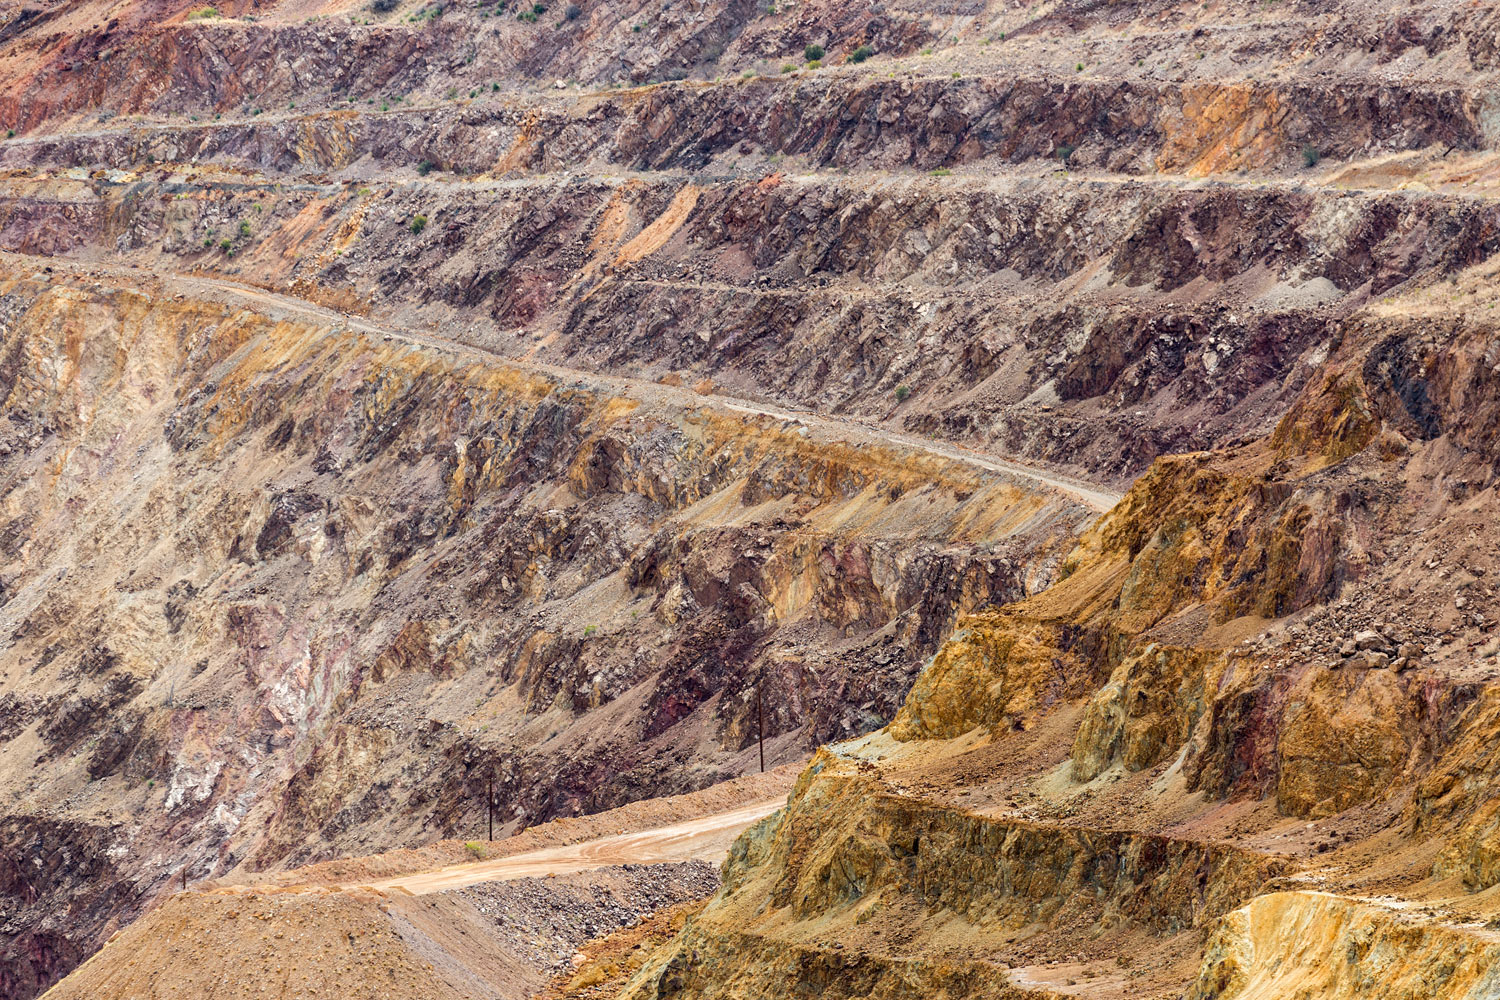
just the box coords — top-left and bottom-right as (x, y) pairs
(361, 799), (783, 895)
(2, 252), (1124, 513)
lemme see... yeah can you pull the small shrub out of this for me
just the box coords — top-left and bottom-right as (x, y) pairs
(781, 63), (796, 73)
(806, 58), (821, 69)
(219, 238), (232, 251)
(1301, 143), (1320, 168)
(929, 168), (951, 176)
(238, 219), (251, 237)
(203, 236), (213, 247)
(517, 7), (536, 19)
(583, 625), (598, 637)
(804, 43), (824, 61)
(564, 2), (581, 19)
(187, 5), (220, 17)
(464, 841), (487, 859)
(469, 89), (477, 97)
(371, 0), (399, 12)
(532, 2), (546, 12)
(445, 87), (458, 99)
(1075, 62), (1083, 71)
(849, 45), (873, 63)
(4, 129), (11, 138)
(492, 82), (501, 91)
(1057, 143), (1075, 165)
(632, 22), (641, 30)
(894, 384), (911, 401)
(410, 214), (428, 234)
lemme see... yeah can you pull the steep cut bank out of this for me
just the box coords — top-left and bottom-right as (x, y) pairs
(0, 264), (1091, 995)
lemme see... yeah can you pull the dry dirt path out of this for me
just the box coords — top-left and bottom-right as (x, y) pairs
(3, 251), (1125, 512)
(345, 799), (781, 895)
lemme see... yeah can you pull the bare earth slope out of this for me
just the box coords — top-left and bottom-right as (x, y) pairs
(6, 0), (1500, 997)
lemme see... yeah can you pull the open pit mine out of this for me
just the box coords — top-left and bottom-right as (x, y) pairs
(2, 0), (1500, 997)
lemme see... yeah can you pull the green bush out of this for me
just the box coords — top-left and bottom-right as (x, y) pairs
(894, 384), (911, 401)
(1057, 143), (1075, 165)
(804, 43), (824, 61)
(1301, 143), (1320, 168)
(781, 63), (796, 73)
(849, 45), (873, 63)
(564, 3), (581, 19)
(371, 0), (398, 12)
(464, 841), (487, 859)
(238, 220), (251, 237)
(410, 214), (428, 234)
(219, 238), (232, 251)
(187, 5), (220, 17)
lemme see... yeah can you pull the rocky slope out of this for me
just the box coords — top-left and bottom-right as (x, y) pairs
(7, 0), (1500, 996)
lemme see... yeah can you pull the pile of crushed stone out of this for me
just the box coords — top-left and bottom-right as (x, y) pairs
(455, 861), (721, 970)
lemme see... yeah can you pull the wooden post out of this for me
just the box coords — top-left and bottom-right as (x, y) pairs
(757, 677), (766, 773)
(487, 774), (494, 842)
(181, 868), (187, 892)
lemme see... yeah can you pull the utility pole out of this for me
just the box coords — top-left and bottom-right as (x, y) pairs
(486, 773), (494, 842)
(757, 675), (766, 774)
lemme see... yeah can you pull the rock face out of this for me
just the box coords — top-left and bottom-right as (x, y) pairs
(9, 0), (1500, 997)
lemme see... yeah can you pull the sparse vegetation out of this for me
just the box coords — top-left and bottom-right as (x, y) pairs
(238, 220), (251, 237)
(894, 384), (911, 401)
(849, 45), (873, 63)
(464, 840), (487, 859)
(804, 43), (824, 61)
(371, 0), (399, 12)
(187, 5), (220, 17)
(1301, 143), (1320, 168)
(564, 2), (581, 19)
(1057, 143), (1075, 165)
(410, 214), (428, 234)
(806, 58), (821, 69)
